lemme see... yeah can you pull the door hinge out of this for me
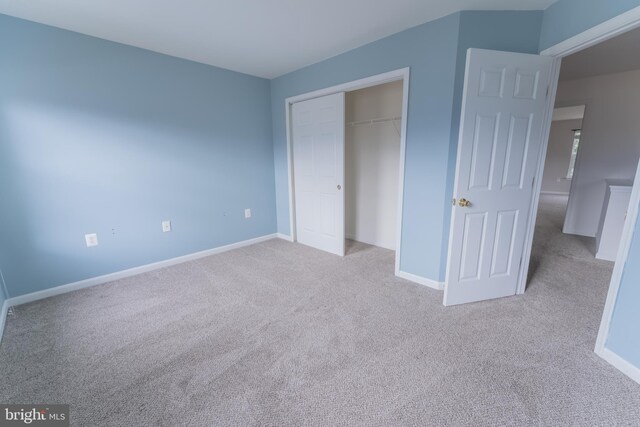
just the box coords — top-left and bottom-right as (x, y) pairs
(546, 85), (550, 99)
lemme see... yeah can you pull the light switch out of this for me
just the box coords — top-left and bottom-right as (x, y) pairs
(162, 220), (172, 232)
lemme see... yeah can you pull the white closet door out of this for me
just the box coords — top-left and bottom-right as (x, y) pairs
(292, 92), (345, 256)
(444, 49), (554, 306)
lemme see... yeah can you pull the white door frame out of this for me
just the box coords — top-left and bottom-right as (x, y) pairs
(519, 6), (640, 383)
(560, 101), (589, 236)
(285, 68), (410, 275)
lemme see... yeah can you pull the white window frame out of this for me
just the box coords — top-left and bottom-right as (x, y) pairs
(566, 128), (581, 179)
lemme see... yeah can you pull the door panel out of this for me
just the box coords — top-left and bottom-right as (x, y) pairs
(444, 49), (554, 306)
(490, 210), (518, 277)
(292, 93), (345, 256)
(460, 213), (487, 281)
(502, 114), (532, 188)
(469, 113), (500, 190)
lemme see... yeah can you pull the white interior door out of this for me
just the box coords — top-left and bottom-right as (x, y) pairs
(444, 49), (554, 306)
(292, 92), (345, 256)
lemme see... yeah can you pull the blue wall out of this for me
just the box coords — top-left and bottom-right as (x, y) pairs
(539, 0), (640, 51)
(0, 15), (277, 297)
(606, 211), (640, 367)
(0, 267), (6, 309)
(271, 11), (542, 282)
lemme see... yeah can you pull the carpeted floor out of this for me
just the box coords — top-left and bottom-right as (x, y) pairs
(1, 194), (639, 426)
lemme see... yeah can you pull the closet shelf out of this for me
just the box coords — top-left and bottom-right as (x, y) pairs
(346, 116), (401, 127)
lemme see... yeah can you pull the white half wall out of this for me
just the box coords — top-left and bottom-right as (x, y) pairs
(345, 81), (402, 250)
(541, 118), (582, 195)
(557, 69), (640, 237)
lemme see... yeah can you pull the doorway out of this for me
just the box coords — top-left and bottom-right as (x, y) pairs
(285, 69), (409, 275)
(534, 27), (640, 368)
(345, 81), (402, 252)
(540, 105), (585, 198)
(444, 9), (640, 383)
(532, 105), (585, 265)
(446, 22), (640, 305)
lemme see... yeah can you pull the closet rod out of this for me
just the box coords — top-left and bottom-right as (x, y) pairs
(346, 116), (401, 127)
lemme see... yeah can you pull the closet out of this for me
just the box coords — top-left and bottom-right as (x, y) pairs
(345, 81), (402, 250)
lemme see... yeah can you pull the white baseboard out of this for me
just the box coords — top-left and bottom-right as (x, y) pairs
(540, 191), (569, 196)
(396, 270), (444, 291)
(0, 299), (8, 344)
(275, 233), (294, 242)
(561, 226), (595, 238)
(597, 346), (640, 385)
(6, 233), (279, 308)
(595, 251), (617, 262)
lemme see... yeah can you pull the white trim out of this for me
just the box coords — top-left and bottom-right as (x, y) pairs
(540, 191), (570, 196)
(285, 68), (411, 275)
(0, 299), (9, 344)
(609, 185), (634, 193)
(285, 68), (410, 105)
(5, 234), (278, 308)
(395, 71), (410, 276)
(562, 102), (590, 236)
(595, 160), (640, 354)
(285, 100), (296, 243)
(540, 6), (640, 58)
(275, 232), (294, 242)
(597, 347), (640, 385)
(561, 227), (595, 238)
(396, 270), (444, 291)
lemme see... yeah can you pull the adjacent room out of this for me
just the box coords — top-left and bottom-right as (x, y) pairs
(528, 27), (640, 390)
(1, 1), (640, 425)
(533, 24), (640, 269)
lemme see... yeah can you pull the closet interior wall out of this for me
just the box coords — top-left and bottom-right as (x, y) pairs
(345, 81), (402, 250)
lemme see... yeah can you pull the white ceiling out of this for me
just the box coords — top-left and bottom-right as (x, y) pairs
(560, 26), (640, 81)
(0, 0), (556, 79)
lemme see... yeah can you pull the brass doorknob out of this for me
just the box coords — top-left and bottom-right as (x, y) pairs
(458, 198), (471, 207)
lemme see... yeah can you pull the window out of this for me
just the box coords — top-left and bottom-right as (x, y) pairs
(566, 129), (581, 179)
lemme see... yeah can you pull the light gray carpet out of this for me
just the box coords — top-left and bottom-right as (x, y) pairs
(1, 195), (640, 426)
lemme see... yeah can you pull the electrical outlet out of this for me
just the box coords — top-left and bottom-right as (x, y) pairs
(85, 233), (99, 247)
(162, 220), (172, 232)
(244, 208), (252, 219)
